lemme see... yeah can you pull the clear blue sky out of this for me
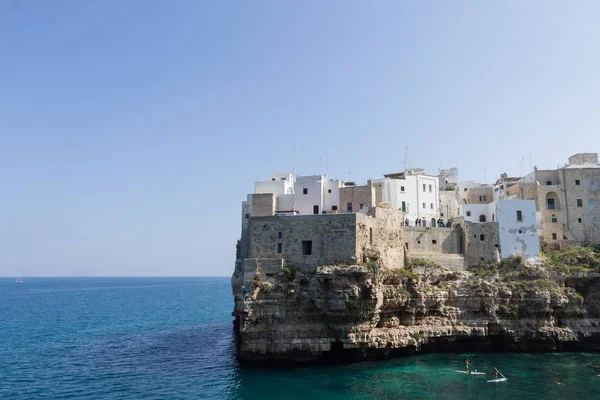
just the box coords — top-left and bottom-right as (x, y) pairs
(1, 1), (599, 276)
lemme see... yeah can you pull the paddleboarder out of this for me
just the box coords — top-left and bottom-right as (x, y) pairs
(465, 358), (471, 373)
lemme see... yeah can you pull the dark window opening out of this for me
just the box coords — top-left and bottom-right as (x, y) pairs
(278, 232), (282, 239)
(302, 240), (312, 255)
(400, 186), (405, 192)
(552, 233), (557, 240)
(245, 214), (250, 219)
(577, 199), (583, 207)
(402, 201), (406, 212)
(328, 189), (331, 193)
(551, 217), (557, 223)
(277, 243), (282, 253)
(547, 198), (555, 210)
(432, 239), (437, 244)
(347, 203), (353, 212)
(271, 178), (275, 181)
(441, 212), (444, 217)
(576, 179), (581, 185)
(516, 210), (522, 221)
(417, 240), (421, 244)
(313, 205), (319, 215)
(360, 203), (364, 209)
(519, 230), (522, 234)
(546, 180), (552, 185)
(332, 205), (338, 211)
(479, 214), (486, 222)
(480, 234), (485, 241)
(303, 188), (308, 195)
(369, 228), (373, 245)
(466, 211), (471, 217)
(578, 218), (582, 223)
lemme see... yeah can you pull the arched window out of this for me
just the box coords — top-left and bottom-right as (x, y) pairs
(492, 213), (495, 222)
(479, 214), (487, 222)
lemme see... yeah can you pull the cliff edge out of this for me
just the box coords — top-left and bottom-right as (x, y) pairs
(232, 247), (600, 363)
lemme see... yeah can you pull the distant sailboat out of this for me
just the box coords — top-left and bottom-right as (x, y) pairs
(16, 276), (25, 284)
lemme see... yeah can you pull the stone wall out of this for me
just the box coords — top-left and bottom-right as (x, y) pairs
(247, 207), (405, 271)
(462, 221), (500, 265)
(249, 214), (358, 270)
(251, 193), (276, 217)
(403, 227), (461, 255)
(356, 207), (404, 269)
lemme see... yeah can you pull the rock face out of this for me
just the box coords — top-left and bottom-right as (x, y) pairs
(231, 259), (600, 364)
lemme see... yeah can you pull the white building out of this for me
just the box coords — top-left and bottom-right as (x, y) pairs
(380, 168), (440, 227)
(293, 174), (340, 215)
(460, 200), (540, 259)
(251, 173), (341, 216)
(255, 173), (295, 195)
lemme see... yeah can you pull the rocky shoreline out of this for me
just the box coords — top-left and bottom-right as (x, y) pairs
(232, 248), (600, 364)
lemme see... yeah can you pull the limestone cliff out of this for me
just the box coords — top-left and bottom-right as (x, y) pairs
(232, 250), (600, 363)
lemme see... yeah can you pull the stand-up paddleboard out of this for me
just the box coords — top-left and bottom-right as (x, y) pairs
(455, 370), (486, 375)
(488, 370), (507, 383)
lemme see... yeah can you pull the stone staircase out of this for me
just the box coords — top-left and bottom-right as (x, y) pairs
(410, 253), (468, 271)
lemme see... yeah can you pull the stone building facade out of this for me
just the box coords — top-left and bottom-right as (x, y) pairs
(533, 153), (600, 244)
(339, 180), (383, 213)
(245, 206), (404, 271)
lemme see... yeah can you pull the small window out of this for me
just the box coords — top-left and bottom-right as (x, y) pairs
(590, 199), (595, 210)
(464, 188), (468, 192)
(578, 218), (582, 223)
(592, 181), (597, 191)
(360, 203), (364, 209)
(303, 188), (308, 195)
(332, 205), (338, 211)
(480, 234), (485, 241)
(245, 214), (250, 219)
(479, 214), (486, 222)
(551, 217), (557, 223)
(271, 178), (275, 181)
(430, 203), (434, 210)
(552, 233), (557, 240)
(429, 184), (432, 192)
(516, 210), (522, 221)
(441, 212), (444, 217)
(479, 195), (486, 202)
(277, 243), (283, 253)
(422, 202), (426, 209)
(281, 177), (286, 181)
(575, 179), (580, 185)
(423, 184), (426, 192)
(577, 199), (583, 207)
(466, 211), (471, 217)
(369, 228), (373, 245)
(546, 180), (552, 185)
(347, 203), (353, 212)
(278, 232), (282, 239)
(400, 186), (405, 192)
(302, 240), (312, 255)
(518, 230), (522, 234)
(328, 189), (331, 193)
(432, 239), (437, 244)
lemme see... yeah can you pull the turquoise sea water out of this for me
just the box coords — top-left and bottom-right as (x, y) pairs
(2, 277), (600, 399)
